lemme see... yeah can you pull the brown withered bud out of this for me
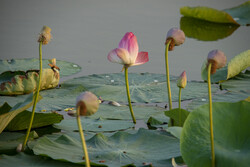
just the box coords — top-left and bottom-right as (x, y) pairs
(38, 26), (52, 45)
(207, 50), (227, 74)
(165, 28), (185, 51)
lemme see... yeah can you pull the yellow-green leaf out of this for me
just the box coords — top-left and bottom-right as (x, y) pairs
(227, 50), (250, 79)
(180, 6), (238, 24)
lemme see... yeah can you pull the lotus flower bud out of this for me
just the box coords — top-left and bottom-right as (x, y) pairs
(16, 143), (22, 152)
(76, 91), (99, 116)
(166, 28), (185, 51)
(38, 26), (52, 45)
(207, 50), (227, 74)
(177, 71), (187, 88)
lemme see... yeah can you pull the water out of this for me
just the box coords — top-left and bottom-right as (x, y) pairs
(0, 0), (249, 81)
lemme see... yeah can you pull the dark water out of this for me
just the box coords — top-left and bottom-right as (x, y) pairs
(0, 0), (249, 81)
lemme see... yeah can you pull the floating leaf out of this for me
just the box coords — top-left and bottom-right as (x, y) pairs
(227, 50), (250, 79)
(0, 58), (81, 77)
(54, 117), (134, 132)
(0, 73), (219, 110)
(0, 153), (97, 167)
(0, 131), (38, 154)
(181, 101), (250, 167)
(165, 108), (190, 127)
(224, 1), (250, 26)
(166, 127), (183, 140)
(31, 128), (180, 167)
(180, 16), (239, 41)
(220, 70), (250, 93)
(91, 103), (166, 122)
(0, 69), (59, 95)
(0, 93), (42, 133)
(180, 6), (238, 24)
(186, 91), (249, 111)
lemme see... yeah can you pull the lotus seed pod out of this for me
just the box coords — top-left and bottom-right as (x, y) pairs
(207, 50), (227, 74)
(38, 26), (52, 45)
(177, 71), (187, 88)
(166, 28), (185, 51)
(76, 91), (99, 116)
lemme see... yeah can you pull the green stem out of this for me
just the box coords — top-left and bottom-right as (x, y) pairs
(124, 66), (136, 124)
(77, 107), (90, 167)
(165, 40), (173, 125)
(22, 42), (43, 151)
(178, 88), (182, 126)
(207, 63), (215, 167)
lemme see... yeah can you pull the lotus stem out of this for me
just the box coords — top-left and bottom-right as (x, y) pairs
(178, 88), (182, 126)
(22, 42), (43, 151)
(77, 106), (90, 167)
(124, 66), (136, 124)
(207, 63), (215, 167)
(165, 40), (173, 125)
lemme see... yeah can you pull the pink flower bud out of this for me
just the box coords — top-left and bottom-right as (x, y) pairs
(166, 28), (185, 51)
(38, 26), (52, 45)
(177, 71), (187, 88)
(76, 91), (99, 116)
(207, 50), (227, 74)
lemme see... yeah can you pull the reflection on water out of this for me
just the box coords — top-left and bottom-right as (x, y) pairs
(180, 16), (239, 41)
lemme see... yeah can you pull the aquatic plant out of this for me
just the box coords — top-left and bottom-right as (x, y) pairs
(22, 26), (52, 151)
(207, 49), (227, 167)
(177, 71), (187, 126)
(107, 32), (149, 123)
(165, 28), (185, 125)
(76, 91), (99, 167)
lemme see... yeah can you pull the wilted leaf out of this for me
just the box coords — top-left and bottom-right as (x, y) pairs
(181, 101), (250, 167)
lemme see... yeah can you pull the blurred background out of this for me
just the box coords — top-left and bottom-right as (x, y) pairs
(0, 0), (249, 81)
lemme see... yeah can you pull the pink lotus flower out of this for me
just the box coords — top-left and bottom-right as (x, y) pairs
(108, 32), (149, 67)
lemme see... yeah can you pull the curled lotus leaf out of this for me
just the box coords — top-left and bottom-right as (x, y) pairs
(0, 68), (59, 95)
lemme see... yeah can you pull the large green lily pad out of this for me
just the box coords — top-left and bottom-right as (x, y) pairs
(31, 128), (180, 167)
(91, 103), (166, 122)
(0, 153), (99, 167)
(0, 131), (38, 154)
(180, 16), (239, 41)
(0, 73), (218, 110)
(220, 70), (250, 93)
(0, 58), (81, 77)
(181, 101), (250, 167)
(165, 108), (190, 127)
(186, 91), (249, 111)
(180, 1), (250, 25)
(54, 117), (134, 132)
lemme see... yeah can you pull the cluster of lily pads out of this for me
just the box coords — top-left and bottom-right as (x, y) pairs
(0, 2), (250, 167)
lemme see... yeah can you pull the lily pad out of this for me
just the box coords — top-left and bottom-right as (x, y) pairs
(180, 2), (250, 25)
(91, 103), (166, 122)
(165, 108), (190, 127)
(0, 131), (38, 154)
(0, 93), (42, 133)
(220, 70), (250, 93)
(0, 58), (81, 77)
(54, 117), (134, 132)
(181, 101), (250, 167)
(180, 16), (239, 41)
(0, 73), (219, 110)
(31, 128), (180, 167)
(186, 91), (249, 111)
(0, 153), (97, 167)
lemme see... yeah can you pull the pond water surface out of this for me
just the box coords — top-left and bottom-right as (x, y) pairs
(0, 0), (249, 81)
